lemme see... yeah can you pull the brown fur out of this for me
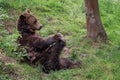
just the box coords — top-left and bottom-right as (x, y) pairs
(17, 10), (81, 73)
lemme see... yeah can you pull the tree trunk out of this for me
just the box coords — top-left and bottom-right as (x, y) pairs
(84, 0), (108, 42)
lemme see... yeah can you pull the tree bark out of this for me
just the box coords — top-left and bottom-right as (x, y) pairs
(84, 0), (108, 42)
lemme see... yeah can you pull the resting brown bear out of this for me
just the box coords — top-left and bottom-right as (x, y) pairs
(17, 10), (81, 73)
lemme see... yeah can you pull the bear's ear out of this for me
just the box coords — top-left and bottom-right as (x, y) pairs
(25, 9), (30, 13)
(19, 14), (25, 20)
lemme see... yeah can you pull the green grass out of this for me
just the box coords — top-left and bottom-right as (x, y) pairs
(0, 0), (120, 80)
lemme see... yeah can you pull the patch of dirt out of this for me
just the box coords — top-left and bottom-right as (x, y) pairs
(0, 52), (16, 63)
(8, 9), (19, 16)
(0, 52), (25, 80)
(2, 20), (15, 34)
(9, 73), (24, 80)
(2, 9), (19, 35)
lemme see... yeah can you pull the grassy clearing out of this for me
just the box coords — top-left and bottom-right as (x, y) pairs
(0, 0), (120, 80)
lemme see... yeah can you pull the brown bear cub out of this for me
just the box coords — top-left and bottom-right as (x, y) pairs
(17, 10), (81, 73)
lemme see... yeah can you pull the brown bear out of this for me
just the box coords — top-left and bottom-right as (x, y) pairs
(17, 10), (81, 73)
